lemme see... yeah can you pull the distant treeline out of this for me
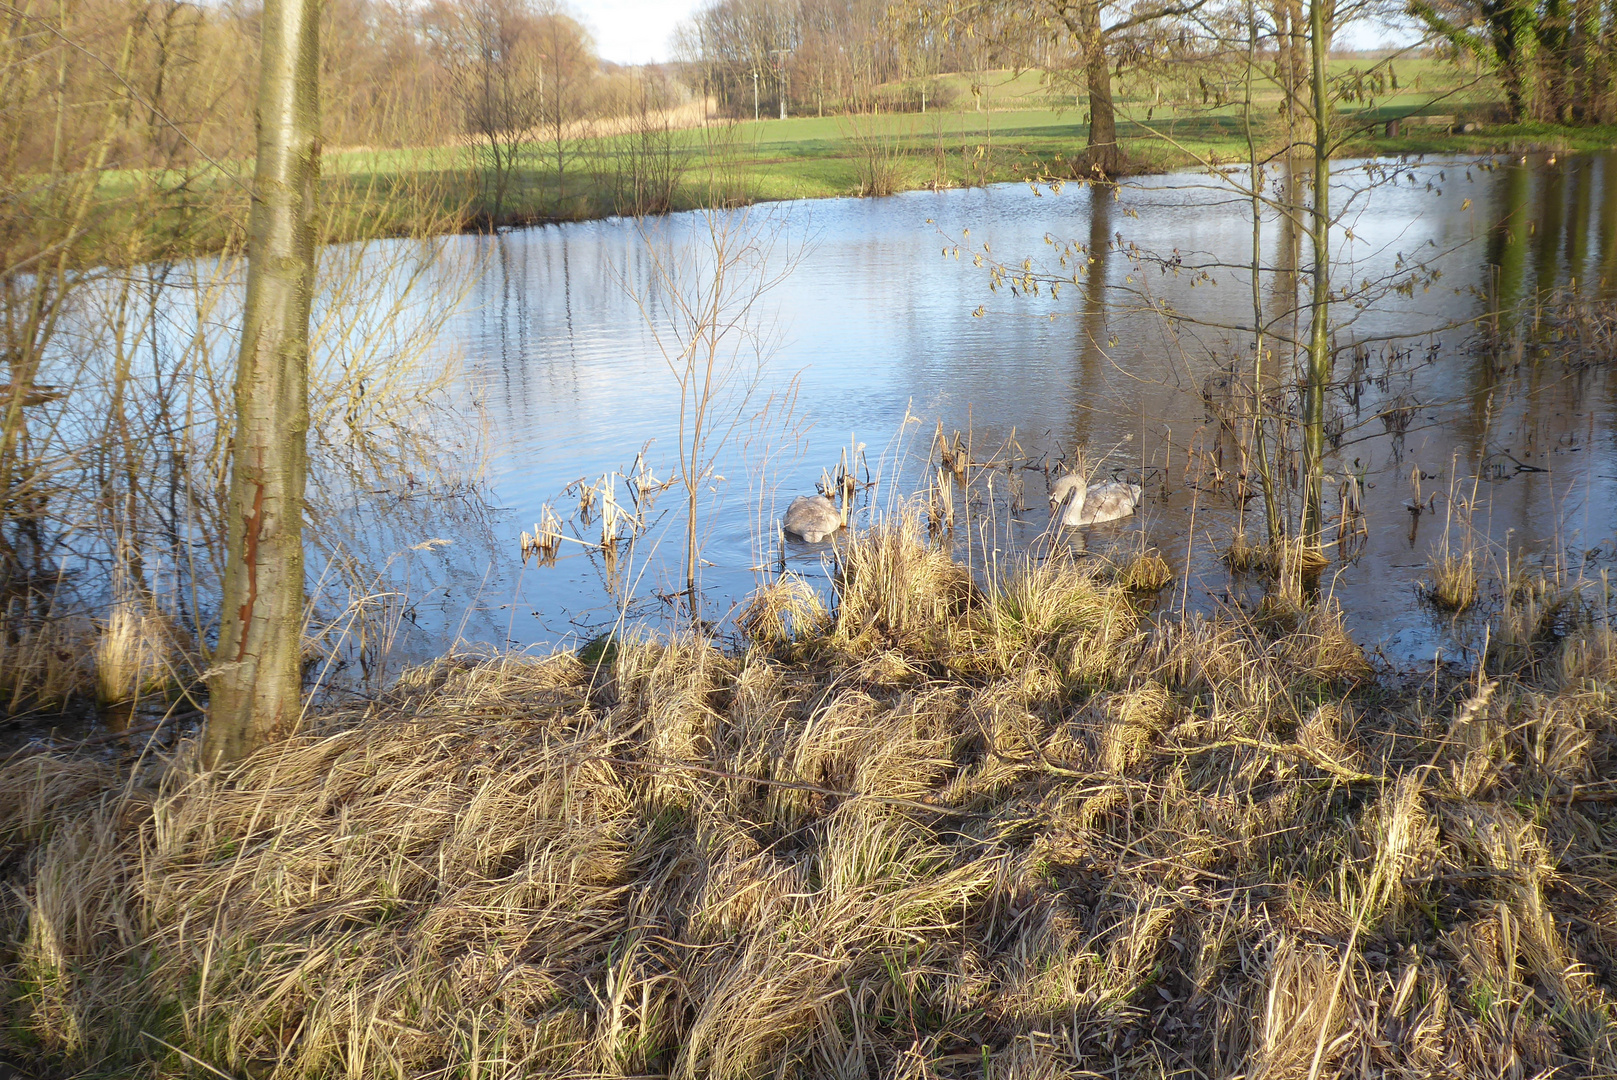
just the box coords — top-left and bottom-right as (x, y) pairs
(10, 0), (1614, 184)
(673, 0), (1023, 118)
(2, 0), (690, 176)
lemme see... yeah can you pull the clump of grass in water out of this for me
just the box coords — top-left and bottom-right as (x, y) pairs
(1488, 564), (1612, 679)
(1422, 470), (1482, 614)
(0, 610), (94, 714)
(94, 599), (184, 711)
(1250, 538), (1329, 631)
(4, 501), (1617, 1080)
(1422, 548), (1480, 611)
(577, 632), (620, 670)
(1114, 548), (1173, 592)
(1223, 530), (1266, 572)
(738, 572), (826, 650)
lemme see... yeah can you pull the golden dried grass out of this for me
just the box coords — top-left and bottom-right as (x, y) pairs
(1423, 548), (1481, 612)
(0, 611), (95, 714)
(94, 601), (182, 706)
(4, 523), (1617, 1080)
(738, 571), (827, 648)
(1114, 548), (1174, 592)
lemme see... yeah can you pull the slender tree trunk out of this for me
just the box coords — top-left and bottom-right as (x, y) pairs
(555, 110), (566, 209)
(1486, 0), (1537, 120)
(487, 132), (509, 222)
(1600, 0), (1617, 121)
(1542, 0), (1571, 121)
(207, 0), (319, 766)
(1245, 2), (1281, 545)
(1274, 0), (1305, 145)
(1573, 0), (1598, 119)
(1301, 0), (1330, 548)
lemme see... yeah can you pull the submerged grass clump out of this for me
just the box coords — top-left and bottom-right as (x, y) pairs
(1222, 529), (1270, 572)
(0, 611), (94, 714)
(1114, 547), (1173, 592)
(1423, 548), (1481, 612)
(4, 512), (1617, 1079)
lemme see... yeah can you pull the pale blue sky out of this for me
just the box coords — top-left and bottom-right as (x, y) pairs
(579, 0), (696, 64)
(578, 0), (1414, 67)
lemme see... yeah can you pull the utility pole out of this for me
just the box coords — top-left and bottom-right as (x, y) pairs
(753, 66), (759, 120)
(771, 47), (790, 119)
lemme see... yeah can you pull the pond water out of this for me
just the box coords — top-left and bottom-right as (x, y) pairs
(391, 152), (1617, 669)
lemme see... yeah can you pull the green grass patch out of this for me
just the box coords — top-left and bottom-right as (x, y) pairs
(55, 63), (1617, 265)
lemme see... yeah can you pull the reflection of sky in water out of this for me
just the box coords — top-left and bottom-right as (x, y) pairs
(395, 153), (1617, 666)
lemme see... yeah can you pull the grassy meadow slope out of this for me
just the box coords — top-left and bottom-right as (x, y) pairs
(80, 59), (1617, 264)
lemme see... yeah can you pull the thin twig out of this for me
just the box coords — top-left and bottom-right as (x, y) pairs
(141, 1032), (245, 1080)
(591, 755), (977, 817)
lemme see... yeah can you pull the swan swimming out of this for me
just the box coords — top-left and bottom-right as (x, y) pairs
(782, 494), (843, 543)
(1049, 473), (1143, 527)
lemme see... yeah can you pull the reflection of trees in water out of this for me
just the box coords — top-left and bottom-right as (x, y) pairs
(1534, 163), (1567, 299)
(1487, 152), (1617, 313)
(1488, 161), (1532, 318)
(0, 237), (491, 714)
(1567, 158), (1592, 278)
(981, 156), (1615, 638)
(1600, 156), (1617, 293)
(1069, 184), (1111, 454)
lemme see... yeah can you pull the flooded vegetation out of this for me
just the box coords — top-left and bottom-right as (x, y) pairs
(409, 151), (1617, 669)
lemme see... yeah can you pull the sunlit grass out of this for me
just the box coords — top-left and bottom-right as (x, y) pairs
(1423, 548), (1481, 612)
(6, 508), (1617, 1078)
(59, 61), (1617, 264)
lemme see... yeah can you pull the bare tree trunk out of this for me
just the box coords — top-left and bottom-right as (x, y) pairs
(1573, 0), (1599, 119)
(1080, 0), (1119, 176)
(1301, 0), (1330, 548)
(1245, 2), (1281, 545)
(1282, 0), (1305, 143)
(1601, 0), (1617, 121)
(207, 0), (319, 766)
(1486, 0), (1538, 121)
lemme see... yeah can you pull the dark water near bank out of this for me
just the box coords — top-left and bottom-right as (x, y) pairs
(389, 152), (1617, 669)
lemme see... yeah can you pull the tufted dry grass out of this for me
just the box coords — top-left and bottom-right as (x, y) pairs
(3, 516), (1617, 1079)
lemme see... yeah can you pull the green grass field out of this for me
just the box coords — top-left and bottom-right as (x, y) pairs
(81, 61), (1617, 261)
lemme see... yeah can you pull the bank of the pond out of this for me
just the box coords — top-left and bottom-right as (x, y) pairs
(87, 107), (1617, 265)
(442, 116), (1617, 230)
(4, 519), (1616, 1079)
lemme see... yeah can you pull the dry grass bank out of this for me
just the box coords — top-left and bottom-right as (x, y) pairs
(3, 517), (1617, 1079)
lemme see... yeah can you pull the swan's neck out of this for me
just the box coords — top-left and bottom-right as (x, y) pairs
(1063, 487), (1086, 526)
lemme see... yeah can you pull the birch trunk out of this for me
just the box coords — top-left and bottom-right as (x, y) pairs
(206, 0), (319, 765)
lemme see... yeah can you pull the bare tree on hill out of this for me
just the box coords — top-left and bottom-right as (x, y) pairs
(534, 5), (595, 210)
(426, 0), (543, 222)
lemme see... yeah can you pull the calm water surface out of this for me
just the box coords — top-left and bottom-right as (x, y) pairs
(396, 153), (1617, 667)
